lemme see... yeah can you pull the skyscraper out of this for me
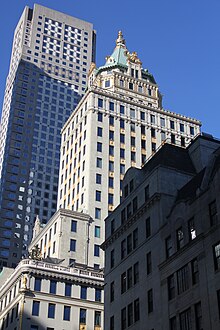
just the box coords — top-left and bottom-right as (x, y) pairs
(0, 4), (96, 267)
(58, 32), (201, 266)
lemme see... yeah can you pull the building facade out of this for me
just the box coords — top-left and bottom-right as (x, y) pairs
(0, 259), (104, 330)
(58, 32), (201, 265)
(102, 134), (220, 330)
(29, 208), (103, 270)
(0, 4), (96, 267)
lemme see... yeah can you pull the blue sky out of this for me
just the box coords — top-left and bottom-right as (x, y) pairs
(0, 0), (219, 137)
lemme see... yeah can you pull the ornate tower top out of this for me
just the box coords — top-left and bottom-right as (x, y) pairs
(116, 31), (126, 48)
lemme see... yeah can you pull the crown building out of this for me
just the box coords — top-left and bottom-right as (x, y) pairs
(0, 4), (96, 267)
(58, 32), (201, 266)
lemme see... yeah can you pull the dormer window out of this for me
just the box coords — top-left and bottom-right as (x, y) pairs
(105, 80), (110, 87)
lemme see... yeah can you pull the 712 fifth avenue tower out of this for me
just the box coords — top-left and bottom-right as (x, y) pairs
(0, 4), (95, 267)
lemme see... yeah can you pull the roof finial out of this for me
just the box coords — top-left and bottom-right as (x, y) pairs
(116, 31), (126, 47)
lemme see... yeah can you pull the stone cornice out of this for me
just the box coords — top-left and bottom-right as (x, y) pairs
(101, 193), (161, 250)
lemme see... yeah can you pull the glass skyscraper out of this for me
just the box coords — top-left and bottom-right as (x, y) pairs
(0, 4), (95, 267)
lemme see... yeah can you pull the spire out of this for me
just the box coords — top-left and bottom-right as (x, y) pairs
(116, 31), (126, 48)
(32, 214), (42, 240)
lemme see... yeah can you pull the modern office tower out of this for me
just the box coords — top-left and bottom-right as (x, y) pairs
(102, 134), (220, 330)
(0, 222), (104, 330)
(0, 4), (96, 267)
(58, 31), (201, 265)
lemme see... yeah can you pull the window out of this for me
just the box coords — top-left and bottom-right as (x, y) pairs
(188, 217), (196, 240)
(133, 196), (138, 212)
(166, 236), (173, 258)
(209, 200), (218, 226)
(121, 239), (126, 259)
(179, 308), (191, 330)
(150, 114), (155, 123)
(32, 301), (40, 316)
(48, 303), (55, 318)
(94, 244), (100, 257)
(213, 241), (220, 270)
(168, 274), (175, 300)
(110, 315), (114, 330)
(109, 115), (114, 125)
(127, 234), (132, 254)
(97, 142), (102, 152)
(70, 239), (76, 251)
(180, 123), (184, 132)
(129, 82), (133, 90)
(95, 226), (100, 238)
(80, 308), (86, 324)
(181, 136), (185, 147)
(50, 280), (57, 294)
(194, 302), (202, 330)
(105, 80), (110, 87)
(121, 307), (126, 330)
(146, 217), (151, 238)
(121, 272), (126, 294)
(191, 258), (199, 284)
(170, 120), (175, 129)
(71, 220), (77, 232)
(98, 98), (103, 108)
(34, 278), (41, 291)
(109, 130), (114, 141)
(96, 190), (101, 202)
(133, 228), (138, 249)
(111, 219), (115, 234)
(176, 227), (184, 250)
(140, 111), (145, 120)
(120, 105), (125, 114)
(31, 326), (38, 330)
(80, 286), (87, 299)
(110, 281), (114, 302)
(96, 157), (102, 168)
(127, 267), (133, 289)
(95, 288), (101, 302)
(109, 177), (114, 188)
(152, 142), (156, 152)
(145, 185), (149, 201)
(95, 311), (101, 326)
(171, 134), (175, 144)
(108, 193), (114, 205)
(190, 126), (194, 135)
(134, 298), (140, 322)
(98, 112), (103, 122)
(177, 264), (189, 294)
(110, 249), (115, 268)
(109, 101), (114, 111)
(109, 145), (114, 156)
(97, 127), (103, 137)
(131, 151), (136, 162)
(160, 117), (165, 127)
(96, 173), (102, 184)
(133, 262), (139, 284)
(170, 317), (177, 330)
(120, 119), (125, 129)
(109, 161), (114, 172)
(63, 306), (71, 321)
(120, 148), (125, 159)
(128, 303), (133, 326)
(217, 290), (220, 319)
(65, 283), (72, 297)
(95, 207), (101, 219)
(146, 252), (152, 275)
(151, 128), (156, 138)
(148, 289), (153, 313)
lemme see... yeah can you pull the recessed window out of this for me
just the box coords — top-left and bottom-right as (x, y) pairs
(94, 244), (100, 257)
(213, 242), (220, 271)
(190, 126), (195, 135)
(32, 301), (40, 316)
(95, 226), (100, 238)
(109, 102), (114, 111)
(65, 283), (72, 297)
(105, 80), (110, 87)
(98, 98), (103, 108)
(71, 220), (77, 232)
(49, 280), (57, 294)
(34, 278), (41, 291)
(96, 173), (102, 184)
(97, 127), (103, 137)
(176, 227), (184, 250)
(97, 142), (102, 152)
(96, 157), (102, 168)
(180, 123), (184, 132)
(63, 306), (71, 321)
(70, 239), (76, 251)
(95, 207), (101, 219)
(96, 190), (101, 202)
(48, 303), (56, 319)
(80, 286), (87, 299)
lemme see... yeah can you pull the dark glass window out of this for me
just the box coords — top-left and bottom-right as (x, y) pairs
(65, 283), (72, 297)
(146, 252), (152, 275)
(79, 308), (86, 324)
(148, 289), (153, 313)
(95, 288), (101, 302)
(110, 249), (115, 268)
(213, 242), (220, 270)
(110, 281), (114, 302)
(121, 272), (126, 294)
(146, 217), (151, 238)
(134, 298), (140, 322)
(95, 311), (101, 326)
(168, 274), (175, 300)
(121, 307), (126, 330)
(127, 234), (132, 254)
(49, 280), (57, 294)
(166, 236), (173, 258)
(209, 200), (218, 226)
(80, 286), (87, 299)
(121, 239), (126, 259)
(133, 262), (139, 284)
(70, 239), (76, 251)
(191, 258), (199, 285)
(179, 308), (191, 330)
(32, 301), (40, 316)
(177, 264), (189, 294)
(194, 302), (202, 330)
(127, 302), (133, 326)
(71, 220), (77, 232)
(63, 306), (71, 321)
(34, 278), (41, 291)
(48, 303), (55, 318)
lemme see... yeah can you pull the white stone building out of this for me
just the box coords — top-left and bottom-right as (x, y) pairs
(57, 31), (201, 266)
(0, 209), (104, 330)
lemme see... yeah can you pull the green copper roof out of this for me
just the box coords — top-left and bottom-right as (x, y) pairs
(104, 44), (128, 67)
